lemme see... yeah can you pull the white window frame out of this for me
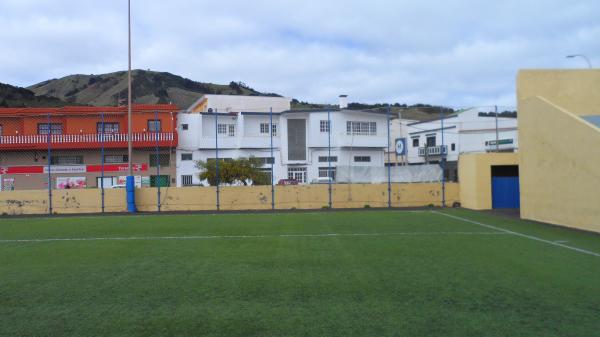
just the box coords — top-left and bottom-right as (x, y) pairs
(287, 167), (307, 183)
(320, 120), (330, 133)
(260, 123), (277, 136)
(346, 121), (376, 136)
(181, 175), (193, 186)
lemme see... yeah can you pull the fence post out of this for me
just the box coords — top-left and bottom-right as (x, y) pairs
(215, 108), (220, 211)
(441, 106), (446, 208)
(101, 111), (105, 213)
(386, 104), (391, 208)
(46, 113), (52, 214)
(155, 109), (161, 212)
(327, 109), (332, 209)
(495, 105), (499, 152)
(269, 107), (275, 210)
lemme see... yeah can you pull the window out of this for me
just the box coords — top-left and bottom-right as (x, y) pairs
(217, 124), (235, 136)
(149, 153), (170, 167)
(104, 155), (128, 163)
(150, 175), (170, 187)
(207, 158), (233, 163)
(181, 124), (189, 130)
(147, 120), (161, 132)
(318, 167), (336, 180)
(0, 124), (3, 136)
(37, 123), (63, 135)
(346, 121), (376, 135)
(412, 137), (419, 147)
(254, 157), (275, 165)
(288, 167), (307, 183)
(426, 135), (436, 147)
(258, 168), (272, 183)
(181, 175), (193, 186)
(318, 156), (338, 162)
(259, 123), (277, 136)
(320, 120), (330, 133)
(96, 176), (117, 188)
(181, 153), (193, 161)
(354, 156), (371, 163)
(451, 143), (456, 151)
(51, 155), (83, 165)
(97, 122), (119, 134)
(260, 123), (269, 134)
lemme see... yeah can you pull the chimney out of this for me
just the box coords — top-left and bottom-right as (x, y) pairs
(339, 95), (348, 109)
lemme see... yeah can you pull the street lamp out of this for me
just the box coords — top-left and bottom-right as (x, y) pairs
(566, 54), (593, 69)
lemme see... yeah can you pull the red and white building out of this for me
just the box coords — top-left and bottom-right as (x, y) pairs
(0, 105), (179, 190)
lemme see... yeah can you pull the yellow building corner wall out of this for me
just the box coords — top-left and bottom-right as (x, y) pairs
(517, 70), (600, 116)
(518, 96), (600, 232)
(0, 183), (458, 215)
(458, 152), (519, 210)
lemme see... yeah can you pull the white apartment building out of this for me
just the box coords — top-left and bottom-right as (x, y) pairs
(403, 107), (518, 181)
(176, 95), (388, 186)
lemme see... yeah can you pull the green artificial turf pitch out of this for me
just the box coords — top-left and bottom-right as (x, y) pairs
(1, 209), (600, 337)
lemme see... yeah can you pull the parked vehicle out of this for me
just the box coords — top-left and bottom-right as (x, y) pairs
(277, 179), (298, 185)
(311, 177), (334, 184)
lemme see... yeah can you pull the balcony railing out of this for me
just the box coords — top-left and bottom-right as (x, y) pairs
(0, 132), (176, 150)
(418, 145), (448, 157)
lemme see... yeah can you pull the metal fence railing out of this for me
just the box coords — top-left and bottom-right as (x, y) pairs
(0, 105), (516, 215)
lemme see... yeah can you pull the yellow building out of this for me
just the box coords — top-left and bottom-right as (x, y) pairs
(517, 69), (600, 233)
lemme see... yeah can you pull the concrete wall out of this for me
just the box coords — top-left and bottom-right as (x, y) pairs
(517, 69), (600, 233)
(518, 96), (600, 232)
(458, 152), (519, 210)
(0, 182), (458, 215)
(517, 70), (600, 116)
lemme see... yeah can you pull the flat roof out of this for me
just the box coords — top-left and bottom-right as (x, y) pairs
(582, 115), (600, 128)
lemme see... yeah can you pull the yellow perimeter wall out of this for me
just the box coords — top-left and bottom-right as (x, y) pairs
(458, 152), (519, 210)
(0, 183), (458, 215)
(518, 70), (600, 233)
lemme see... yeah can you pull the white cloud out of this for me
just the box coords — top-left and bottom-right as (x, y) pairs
(0, 0), (598, 107)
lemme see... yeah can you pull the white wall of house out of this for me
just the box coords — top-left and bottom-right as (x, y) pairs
(176, 105), (387, 186)
(403, 108), (518, 165)
(194, 94), (292, 113)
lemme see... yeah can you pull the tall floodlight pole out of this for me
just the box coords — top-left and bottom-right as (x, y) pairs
(566, 54), (593, 69)
(127, 0), (133, 176)
(125, 0), (136, 212)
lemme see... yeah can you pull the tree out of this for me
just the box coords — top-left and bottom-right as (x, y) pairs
(195, 157), (270, 186)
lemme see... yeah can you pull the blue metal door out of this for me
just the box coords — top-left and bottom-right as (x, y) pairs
(492, 176), (520, 208)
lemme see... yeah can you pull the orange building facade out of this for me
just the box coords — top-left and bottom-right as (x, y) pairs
(0, 105), (179, 190)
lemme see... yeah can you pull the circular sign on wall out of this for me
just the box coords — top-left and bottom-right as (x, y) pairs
(395, 138), (406, 155)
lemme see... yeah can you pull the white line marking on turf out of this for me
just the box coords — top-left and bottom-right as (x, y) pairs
(433, 211), (600, 258)
(0, 231), (509, 244)
(0, 210), (427, 222)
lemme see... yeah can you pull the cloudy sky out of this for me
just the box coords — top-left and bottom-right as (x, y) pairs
(0, 0), (598, 107)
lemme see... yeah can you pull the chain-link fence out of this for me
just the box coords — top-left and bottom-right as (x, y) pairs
(0, 104), (516, 215)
